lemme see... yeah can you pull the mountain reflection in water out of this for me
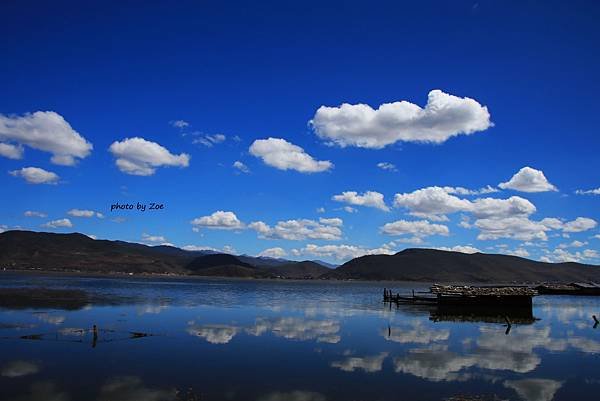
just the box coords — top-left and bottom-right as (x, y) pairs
(1, 273), (599, 401)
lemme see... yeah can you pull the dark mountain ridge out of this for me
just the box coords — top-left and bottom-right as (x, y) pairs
(1, 230), (599, 283)
(324, 248), (600, 283)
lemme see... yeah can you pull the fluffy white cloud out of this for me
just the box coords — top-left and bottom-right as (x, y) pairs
(249, 218), (342, 241)
(343, 206), (357, 213)
(294, 243), (396, 261)
(9, 167), (59, 184)
(0, 142), (23, 159)
(0, 111), (93, 165)
(393, 187), (472, 219)
(562, 217), (597, 233)
(575, 187), (600, 195)
(381, 219), (449, 237)
(67, 209), (103, 218)
(558, 240), (587, 249)
(258, 247), (287, 258)
(41, 218), (73, 228)
(24, 211), (47, 218)
(499, 167), (557, 193)
(319, 217), (343, 227)
(394, 187), (536, 221)
(435, 245), (481, 254)
(332, 190), (389, 211)
(504, 248), (530, 258)
(232, 161), (250, 173)
(190, 211), (244, 230)
(249, 138), (333, 173)
(470, 196), (536, 219)
(540, 248), (599, 263)
(109, 137), (190, 176)
(377, 162), (397, 171)
(310, 89), (492, 148)
(475, 217), (552, 241)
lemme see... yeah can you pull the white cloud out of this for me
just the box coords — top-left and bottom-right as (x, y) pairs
(108, 137), (190, 176)
(474, 217), (551, 241)
(0, 111), (93, 165)
(249, 138), (333, 173)
(170, 120), (189, 128)
(504, 248), (530, 258)
(442, 185), (499, 195)
(470, 196), (536, 219)
(558, 240), (587, 249)
(190, 211), (244, 230)
(343, 206), (357, 213)
(67, 209), (103, 218)
(258, 247), (287, 258)
(393, 187), (472, 219)
(319, 217), (343, 227)
(540, 248), (599, 263)
(435, 245), (481, 254)
(142, 233), (167, 243)
(182, 245), (219, 252)
(0, 142), (23, 159)
(575, 187), (600, 195)
(232, 160), (250, 173)
(394, 187), (537, 221)
(42, 218), (73, 228)
(562, 217), (597, 233)
(381, 219), (449, 237)
(193, 133), (226, 147)
(249, 218), (342, 241)
(332, 191), (389, 211)
(310, 89), (492, 148)
(316, 207), (325, 213)
(9, 167), (59, 184)
(294, 243), (396, 261)
(499, 167), (557, 193)
(377, 162), (397, 172)
(24, 211), (47, 218)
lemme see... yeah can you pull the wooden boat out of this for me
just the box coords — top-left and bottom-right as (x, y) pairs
(535, 282), (600, 295)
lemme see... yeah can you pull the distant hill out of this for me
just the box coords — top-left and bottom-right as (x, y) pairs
(2, 231), (600, 283)
(266, 261), (331, 279)
(186, 254), (255, 271)
(311, 260), (338, 269)
(0, 230), (189, 274)
(323, 248), (600, 283)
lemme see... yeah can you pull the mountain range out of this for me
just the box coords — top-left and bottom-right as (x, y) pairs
(1, 230), (599, 283)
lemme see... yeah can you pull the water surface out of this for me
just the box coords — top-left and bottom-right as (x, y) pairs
(1, 273), (599, 401)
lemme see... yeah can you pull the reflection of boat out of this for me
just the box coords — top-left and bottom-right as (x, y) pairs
(535, 282), (600, 295)
(430, 304), (537, 325)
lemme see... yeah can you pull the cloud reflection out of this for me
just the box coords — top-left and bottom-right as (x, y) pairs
(504, 378), (563, 401)
(97, 376), (176, 401)
(331, 352), (388, 373)
(1, 360), (40, 378)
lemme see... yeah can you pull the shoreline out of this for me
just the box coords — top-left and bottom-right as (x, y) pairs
(0, 268), (565, 287)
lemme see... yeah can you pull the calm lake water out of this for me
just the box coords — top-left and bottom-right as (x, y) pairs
(1, 273), (599, 401)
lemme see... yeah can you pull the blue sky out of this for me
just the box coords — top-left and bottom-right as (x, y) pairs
(1, 0), (600, 264)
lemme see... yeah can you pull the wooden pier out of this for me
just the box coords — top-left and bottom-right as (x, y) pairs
(383, 284), (537, 308)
